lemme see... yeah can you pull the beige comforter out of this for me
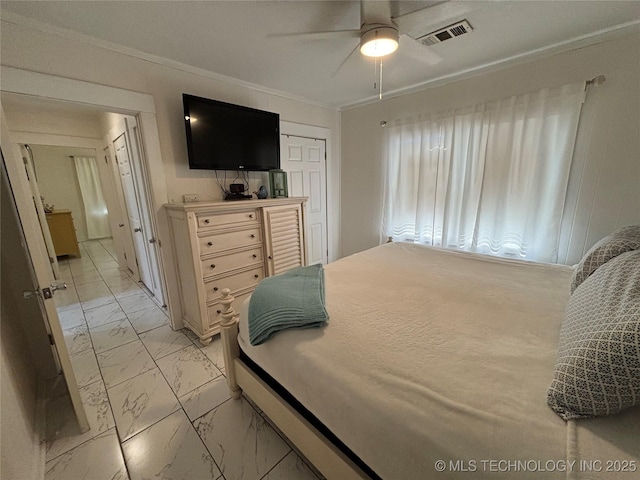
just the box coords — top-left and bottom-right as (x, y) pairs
(239, 243), (639, 479)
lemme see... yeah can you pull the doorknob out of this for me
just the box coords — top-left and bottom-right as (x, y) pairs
(50, 283), (68, 293)
(134, 227), (142, 232)
(23, 283), (67, 300)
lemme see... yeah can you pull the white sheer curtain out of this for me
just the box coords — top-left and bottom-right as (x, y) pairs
(73, 156), (111, 239)
(381, 82), (585, 263)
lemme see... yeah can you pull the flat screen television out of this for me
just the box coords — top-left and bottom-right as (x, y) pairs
(183, 94), (280, 171)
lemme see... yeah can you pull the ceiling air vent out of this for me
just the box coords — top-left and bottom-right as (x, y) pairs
(417, 20), (473, 47)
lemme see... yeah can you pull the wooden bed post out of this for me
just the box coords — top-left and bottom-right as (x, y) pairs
(219, 288), (242, 399)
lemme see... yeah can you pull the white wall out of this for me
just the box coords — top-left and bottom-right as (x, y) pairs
(340, 32), (640, 262)
(1, 18), (340, 223)
(0, 98), (103, 139)
(0, 18), (342, 259)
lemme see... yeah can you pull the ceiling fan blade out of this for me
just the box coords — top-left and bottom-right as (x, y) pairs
(392, 1), (473, 37)
(331, 42), (360, 78)
(267, 29), (360, 40)
(398, 34), (442, 66)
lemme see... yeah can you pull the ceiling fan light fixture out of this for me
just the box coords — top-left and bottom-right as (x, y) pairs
(359, 25), (399, 57)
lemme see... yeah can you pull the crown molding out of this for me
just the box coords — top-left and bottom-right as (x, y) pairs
(3, 9), (637, 112)
(341, 20), (640, 111)
(0, 10), (339, 112)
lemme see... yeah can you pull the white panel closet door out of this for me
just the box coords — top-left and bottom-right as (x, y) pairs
(280, 134), (328, 265)
(114, 133), (154, 290)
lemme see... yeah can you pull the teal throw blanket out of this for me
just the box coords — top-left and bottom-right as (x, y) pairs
(248, 264), (329, 346)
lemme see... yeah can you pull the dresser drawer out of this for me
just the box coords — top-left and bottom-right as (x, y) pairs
(197, 210), (259, 229)
(201, 247), (263, 278)
(207, 290), (253, 328)
(198, 227), (262, 254)
(204, 266), (264, 303)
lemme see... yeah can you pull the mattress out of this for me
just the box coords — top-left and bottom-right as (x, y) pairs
(238, 243), (639, 479)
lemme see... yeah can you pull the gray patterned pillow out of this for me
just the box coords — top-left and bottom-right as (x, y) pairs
(548, 249), (640, 420)
(571, 225), (640, 293)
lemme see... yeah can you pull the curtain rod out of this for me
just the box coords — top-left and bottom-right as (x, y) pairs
(586, 75), (606, 88)
(379, 77), (607, 126)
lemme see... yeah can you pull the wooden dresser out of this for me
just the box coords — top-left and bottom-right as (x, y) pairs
(164, 198), (307, 345)
(45, 210), (81, 257)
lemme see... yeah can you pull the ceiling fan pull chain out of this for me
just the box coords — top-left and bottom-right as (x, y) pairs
(373, 57), (378, 91)
(379, 58), (384, 100)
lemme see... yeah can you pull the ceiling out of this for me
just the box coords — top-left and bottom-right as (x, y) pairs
(1, 1), (639, 108)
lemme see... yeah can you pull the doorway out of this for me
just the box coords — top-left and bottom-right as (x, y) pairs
(1, 93), (167, 308)
(1, 67), (172, 432)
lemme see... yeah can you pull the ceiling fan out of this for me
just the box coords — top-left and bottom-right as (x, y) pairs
(271, 1), (472, 97)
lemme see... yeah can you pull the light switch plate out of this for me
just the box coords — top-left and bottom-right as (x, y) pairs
(183, 194), (199, 202)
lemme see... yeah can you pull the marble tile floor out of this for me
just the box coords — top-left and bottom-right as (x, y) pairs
(47, 238), (322, 480)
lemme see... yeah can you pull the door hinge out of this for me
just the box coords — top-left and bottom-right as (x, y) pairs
(49, 256), (55, 264)
(48, 334), (55, 346)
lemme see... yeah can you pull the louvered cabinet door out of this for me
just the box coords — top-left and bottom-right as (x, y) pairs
(262, 204), (306, 276)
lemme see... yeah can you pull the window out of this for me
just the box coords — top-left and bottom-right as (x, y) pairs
(381, 82), (585, 263)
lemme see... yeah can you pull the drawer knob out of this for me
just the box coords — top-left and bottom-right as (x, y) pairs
(217, 310), (221, 315)
(213, 287), (219, 292)
(204, 219), (210, 224)
(249, 214), (254, 219)
(207, 242), (213, 247)
(252, 254), (257, 258)
(210, 264), (215, 269)
(250, 234), (256, 238)
(268, 255), (272, 260)
(254, 274), (259, 279)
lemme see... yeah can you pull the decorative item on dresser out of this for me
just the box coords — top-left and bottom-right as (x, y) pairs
(268, 169), (288, 198)
(164, 197), (307, 345)
(45, 209), (81, 257)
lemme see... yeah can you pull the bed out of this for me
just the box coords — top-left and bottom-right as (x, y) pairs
(219, 242), (640, 479)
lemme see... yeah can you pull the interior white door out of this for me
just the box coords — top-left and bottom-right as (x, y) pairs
(21, 144), (61, 280)
(113, 132), (154, 290)
(280, 134), (328, 265)
(2, 112), (89, 432)
(104, 145), (138, 276)
(124, 117), (165, 304)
